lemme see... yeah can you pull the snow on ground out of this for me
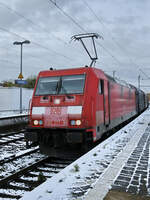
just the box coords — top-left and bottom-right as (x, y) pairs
(21, 108), (150, 200)
(0, 110), (29, 127)
(0, 110), (28, 118)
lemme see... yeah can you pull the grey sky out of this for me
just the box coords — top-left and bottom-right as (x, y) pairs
(0, 0), (149, 92)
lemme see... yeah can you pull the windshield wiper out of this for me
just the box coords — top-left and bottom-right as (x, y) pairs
(56, 77), (73, 99)
(55, 78), (61, 94)
(61, 85), (74, 99)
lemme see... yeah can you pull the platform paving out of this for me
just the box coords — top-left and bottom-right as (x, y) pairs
(85, 113), (150, 200)
(110, 124), (150, 196)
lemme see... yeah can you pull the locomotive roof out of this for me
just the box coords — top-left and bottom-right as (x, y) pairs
(105, 73), (133, 89)
(37, 66), (136, 90)
(38, 66), (105, 76)
(39, 66), (97, 73)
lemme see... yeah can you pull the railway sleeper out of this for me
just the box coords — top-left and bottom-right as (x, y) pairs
(44, 163), (67, 169)
(6, 183), (30, 192)
(22, 171), (39, 178)
(27, 171), (52, 179)
(0, 192), (21, 199)
(35, 167), (60, 174)
(14, 178), (41, 189)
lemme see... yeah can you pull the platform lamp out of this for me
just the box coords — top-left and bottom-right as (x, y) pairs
(13, 40), (30, 114)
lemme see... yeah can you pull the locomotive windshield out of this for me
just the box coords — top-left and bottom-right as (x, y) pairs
(35, 74), (85, 95)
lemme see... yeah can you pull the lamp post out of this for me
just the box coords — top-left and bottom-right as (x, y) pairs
(13, 40), (30, 114)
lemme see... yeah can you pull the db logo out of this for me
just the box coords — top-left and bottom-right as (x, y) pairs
(50, 107), (61, 115)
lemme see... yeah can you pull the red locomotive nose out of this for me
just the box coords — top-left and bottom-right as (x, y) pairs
(45, 106), (68, 127)
(31, 105), (83, 128)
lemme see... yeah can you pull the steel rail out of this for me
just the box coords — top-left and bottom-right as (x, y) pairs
(0, 130), (25, 139)
(0, 148), (39, 165)
(0, 157), (50, 187)
(0, 136), (24, 145)
(0, 156), (74, 199)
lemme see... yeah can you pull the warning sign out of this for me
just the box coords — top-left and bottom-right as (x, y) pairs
(18, 73), (24, 79)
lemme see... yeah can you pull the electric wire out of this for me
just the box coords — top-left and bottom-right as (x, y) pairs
(0, 1), (86, 57)
(49, 0), (87, 33)
(0, 0), (145, 78)
(139, 69), (150, 79)
(0, 1), (70, 46)
(0, 3), (75, 62)
(0, 1), (86, 63)
(82, 0), (141, 68)
(0, 0), (123, 67)
(0, 25), (72, 62)
(96, 41), (122, 65)
(49, 0), (124, 66)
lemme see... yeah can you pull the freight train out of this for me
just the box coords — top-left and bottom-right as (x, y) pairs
(25, 66), (149, 156)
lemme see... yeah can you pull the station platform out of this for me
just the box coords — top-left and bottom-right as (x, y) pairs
(85, 110), (150, 200)
(21, 108), (150, 200)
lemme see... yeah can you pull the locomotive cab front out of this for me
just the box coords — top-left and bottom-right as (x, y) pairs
(25, 68), (98, 155)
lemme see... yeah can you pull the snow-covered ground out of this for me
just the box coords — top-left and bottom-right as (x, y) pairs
(21, 108), (150, 200)
(0, 110), (28, 127)
(0, 110), (28, 118)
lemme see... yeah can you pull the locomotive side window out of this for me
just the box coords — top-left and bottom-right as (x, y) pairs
(35, 74), (85, 95)
(99, 79), (104, 94)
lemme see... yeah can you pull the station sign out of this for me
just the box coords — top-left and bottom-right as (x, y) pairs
(15, 79), (27, 85)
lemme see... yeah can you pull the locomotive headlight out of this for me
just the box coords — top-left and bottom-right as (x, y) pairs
(33, 120), (39, 125)
(54, 99), (60, 104)
(70, 120), (76, 125)
(76, 120), (81, 126)
(39, 120), (43, 125)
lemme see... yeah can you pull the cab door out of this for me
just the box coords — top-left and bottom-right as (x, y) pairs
(103, 80), (110, 126)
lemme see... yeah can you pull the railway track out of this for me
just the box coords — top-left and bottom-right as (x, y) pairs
(0, 131), (25, 145)
(0, 156), (74, 199)
(0, 147), (39, 165)
(0, 130), (76, 199)
(0, 130), (45, 177)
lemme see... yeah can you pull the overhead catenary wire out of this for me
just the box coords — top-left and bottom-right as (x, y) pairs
(139, 69), (150, 79)
(49, 0), (87, 33)
(49, 0), (124, 67)
(0, 1), (88, 64)
(82, 0), (141, 69)
(0, 0), (144, 78)
(0, 25), (73, 62)
(0, 0), (124, 68)
(2, 1), (86, 60)
(0, 1), (68, 46)
(96, 41), (122, 65)
(0, 43), (62, 67)
(0, 31), (73, 69)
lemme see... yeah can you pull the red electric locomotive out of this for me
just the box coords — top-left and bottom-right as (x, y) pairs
(25, 33), (148, 157)
(25, 66), (146, 156)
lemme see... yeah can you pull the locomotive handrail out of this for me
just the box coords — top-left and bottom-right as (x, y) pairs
(28, 99), (32, 116)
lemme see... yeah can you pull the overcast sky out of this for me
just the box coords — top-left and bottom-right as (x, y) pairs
(0, 0), (150, 92)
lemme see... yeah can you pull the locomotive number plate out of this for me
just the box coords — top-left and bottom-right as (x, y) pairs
(44, 107), (68, 127)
